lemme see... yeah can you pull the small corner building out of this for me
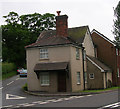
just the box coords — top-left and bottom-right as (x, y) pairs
(86, 56), (112, 89)
(25, 11), (113, 93)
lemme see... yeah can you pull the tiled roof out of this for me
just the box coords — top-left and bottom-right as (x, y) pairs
(25, 26), (88, 48)
(87, 55), (111, 72)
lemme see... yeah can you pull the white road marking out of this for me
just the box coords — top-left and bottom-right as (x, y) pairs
(6, 94), (26, 100)
(7, 81), (14, 85)
(32, 101), (42, 104)
(98, 102), (120, 109)
(86, 95), (92, 97)
(23, 103), (35, 107)
(75, 96), (84, 98)
(47, 99), (56, 102)
(111, 104), (120, 108)
(52, 98), (64, 102)
(0, 87), (3, 89)
(39, 101), (49, 104)
(2, 105), (13, 108)
(63, 97), (71, 101)
(16, 78), (19, 80)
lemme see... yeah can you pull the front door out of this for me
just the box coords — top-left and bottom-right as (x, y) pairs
(58, 72), (66, 92)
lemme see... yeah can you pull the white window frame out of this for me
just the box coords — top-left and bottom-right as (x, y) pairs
(77, 72), (81, 84)
(117, 68), (120, 77)
(89, 73), (94, 79)
(76, 48), (80, 60)
(40, 48), (48, 59)
(40, 72), (49, 86)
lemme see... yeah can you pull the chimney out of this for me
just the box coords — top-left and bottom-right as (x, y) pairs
(55, 11), (68, 37)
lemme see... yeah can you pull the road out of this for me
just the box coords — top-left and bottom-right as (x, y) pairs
(1, 75), (120, 108)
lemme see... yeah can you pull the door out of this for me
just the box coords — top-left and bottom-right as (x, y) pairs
(58, 72), (66, 92)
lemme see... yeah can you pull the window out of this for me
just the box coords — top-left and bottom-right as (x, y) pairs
(89, 73), (94, 79)
(84, 72), (87, 83)
(40, 72), (49, 86)
(77, 72), (80, 84)
(116, 48), (118, 56)
(76, 48), (80, 60)
(40, 48), (48, 59)
(117, 68), (120, 77)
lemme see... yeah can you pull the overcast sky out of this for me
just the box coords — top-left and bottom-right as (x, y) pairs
(0, 0), (119, 41)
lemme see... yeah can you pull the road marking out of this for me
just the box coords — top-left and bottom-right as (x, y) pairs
(0, 87), (3, 89)
(47, 99), (56, 102)
(2, 105), (13, 108)
(7, 81), (14, 85)
(98, 102), (120, 109)
(16, 78), (19, 80)
(75, 96), (84, 98)
(63, 97), (71, 101)
(23, 103), (35, 107)
(86, 95), (92, 97)
(39, 101), (49, 104)
(52, 98), (64, 102)
(32, 101), (42, 104)
(6, 94), (26, 100)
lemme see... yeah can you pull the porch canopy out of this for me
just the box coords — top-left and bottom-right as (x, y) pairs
(34, 62), (69, 79)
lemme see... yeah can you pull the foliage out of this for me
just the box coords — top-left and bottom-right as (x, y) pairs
(2, 12), (55, 67)
(23, 83), (28, 91)
(2, 71), (16, 80)
(113, 1), (120, 47)
(2, 62), (16, 74)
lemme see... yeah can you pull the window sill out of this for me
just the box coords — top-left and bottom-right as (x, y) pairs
(41, 84), (50, 86)
(39, 58), (49, 61)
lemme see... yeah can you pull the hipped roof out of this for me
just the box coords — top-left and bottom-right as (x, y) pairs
(25, 26), (88, 48)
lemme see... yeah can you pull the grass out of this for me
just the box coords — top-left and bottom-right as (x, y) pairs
(2, 71), (17, 80)
(80, 87), (120, 93)
(23, 83), (28, 91)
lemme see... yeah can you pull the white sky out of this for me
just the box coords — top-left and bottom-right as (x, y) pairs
(0, 0), (119, 41)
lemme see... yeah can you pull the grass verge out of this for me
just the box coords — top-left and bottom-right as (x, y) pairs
(80, 87), (120, 93)
(2, 71), (17, 80)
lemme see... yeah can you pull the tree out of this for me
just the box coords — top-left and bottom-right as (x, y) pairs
(113, 1), (120, 47)
(2, 12), (55, 67)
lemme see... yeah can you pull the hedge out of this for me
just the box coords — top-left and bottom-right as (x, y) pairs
(2, 62), (16, 74)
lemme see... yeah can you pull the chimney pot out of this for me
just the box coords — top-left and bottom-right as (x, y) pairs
(57, 11), (61, 16)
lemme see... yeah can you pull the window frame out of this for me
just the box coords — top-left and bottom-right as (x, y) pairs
(40, 72), (50, 86)
(40, 48), (48, 59)
(84, 72), (87, 83)
(76, 48), (80, 60)
(77, 72), (81, 84)
(89, 73), (94, 79)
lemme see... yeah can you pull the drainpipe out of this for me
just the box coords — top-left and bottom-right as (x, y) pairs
(82, 45), (85, 90)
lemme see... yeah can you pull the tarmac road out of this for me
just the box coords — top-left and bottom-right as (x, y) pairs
(1, 75), (119, 108)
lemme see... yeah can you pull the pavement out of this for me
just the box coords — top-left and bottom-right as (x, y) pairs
(24, 88), (118, 97)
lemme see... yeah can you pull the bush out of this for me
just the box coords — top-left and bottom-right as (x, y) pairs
(2, 62), (16, 74)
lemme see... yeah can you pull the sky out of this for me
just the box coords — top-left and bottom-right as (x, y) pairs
(0, 0), (119, 41)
